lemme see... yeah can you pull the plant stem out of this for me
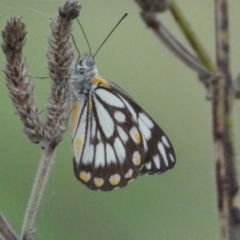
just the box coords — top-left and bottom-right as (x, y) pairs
(169, 1), (217, 73)
(20, 148), (55, 240)
(0, 213), (18, 240)
(214, 0), (240, 239)
(140, 11), (215, 90)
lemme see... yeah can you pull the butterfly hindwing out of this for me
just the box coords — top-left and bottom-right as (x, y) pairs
(71, 77), (175, 191)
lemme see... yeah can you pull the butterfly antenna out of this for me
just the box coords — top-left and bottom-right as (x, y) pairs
(93, 13), (128, 58)
(77, 18), (92, 56)
(71, 34), (81, 64)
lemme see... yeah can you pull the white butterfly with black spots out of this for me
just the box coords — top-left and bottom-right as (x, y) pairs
(69, 54), (176, 191)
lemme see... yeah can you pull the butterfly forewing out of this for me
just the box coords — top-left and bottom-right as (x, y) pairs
(71, 76), (176, 191)
(111, 82), (176, 175)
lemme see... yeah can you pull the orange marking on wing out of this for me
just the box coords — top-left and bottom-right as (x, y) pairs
(109, 174), (120, 186)
(91, 77), (110, 88)
(134, 131), (141, 144)
(88, 98), (92, 111)
(79, 171), (91, 183)
(133, 152), (141, 166)
(74, 137), (83, 153)
(71, 101), (79, 130)
(134, 155), (141, 166)
(94, 178), (104, 187)
(125, 169), (133, 179)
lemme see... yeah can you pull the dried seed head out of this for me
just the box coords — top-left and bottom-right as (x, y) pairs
(44, 0), (81, 149)
(1, 18), (44, 143)
(59, 0), (81, 24)
(1, 17), (27, 56)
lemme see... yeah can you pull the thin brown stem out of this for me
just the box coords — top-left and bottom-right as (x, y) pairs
(0, 213), (18, 240)
(20, 148), (55, 240)
(214, 0), (240, 239)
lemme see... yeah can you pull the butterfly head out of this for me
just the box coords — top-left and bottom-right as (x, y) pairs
(74, 54), (97, 79)
(70, 54), (98, 96)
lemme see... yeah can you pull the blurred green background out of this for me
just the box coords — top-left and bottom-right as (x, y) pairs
(1, 1), (240, 239)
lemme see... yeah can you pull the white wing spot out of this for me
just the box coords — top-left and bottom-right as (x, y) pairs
(145, 162), (152, 170)
(130, 126), (141, 144)
(158, 142), (169, 167)
(139, 113), (154, 128)
(142, 135), (148, 152)
(95, 142), (105, 167)
(96, 89), (125, 108)
(94, 96), (114, 138)
(162, 136), (170, 148)
(97, 131), (101, 141)
(138, 117), (152, 140)
(89, 145), (95, 164)
(114, 138), (126, 163)
(169, 153), (175, 163)
(125, 169), (133, 179)
(106, 143), (116, 165)
(114, 111), (126, 122)
(117, 126), (129, 143)
(91, 116), (96, 140)
(81, 113), (94, 165)
(82, 144), (94, 164)
(119, 96), (137, 121)
(132, 151), (141, 166)
(153, 154), (161, 169)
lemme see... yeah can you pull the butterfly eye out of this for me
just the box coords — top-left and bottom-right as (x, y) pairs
(86, 57), (95, 67)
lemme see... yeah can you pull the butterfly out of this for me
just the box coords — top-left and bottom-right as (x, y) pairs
(69, 54), (176, 191)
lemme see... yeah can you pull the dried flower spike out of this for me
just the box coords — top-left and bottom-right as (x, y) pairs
(44, 0), (81, 149)
(1, 17), (44, 144)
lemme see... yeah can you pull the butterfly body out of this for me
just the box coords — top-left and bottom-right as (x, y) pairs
(69, 54), (176, 191)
